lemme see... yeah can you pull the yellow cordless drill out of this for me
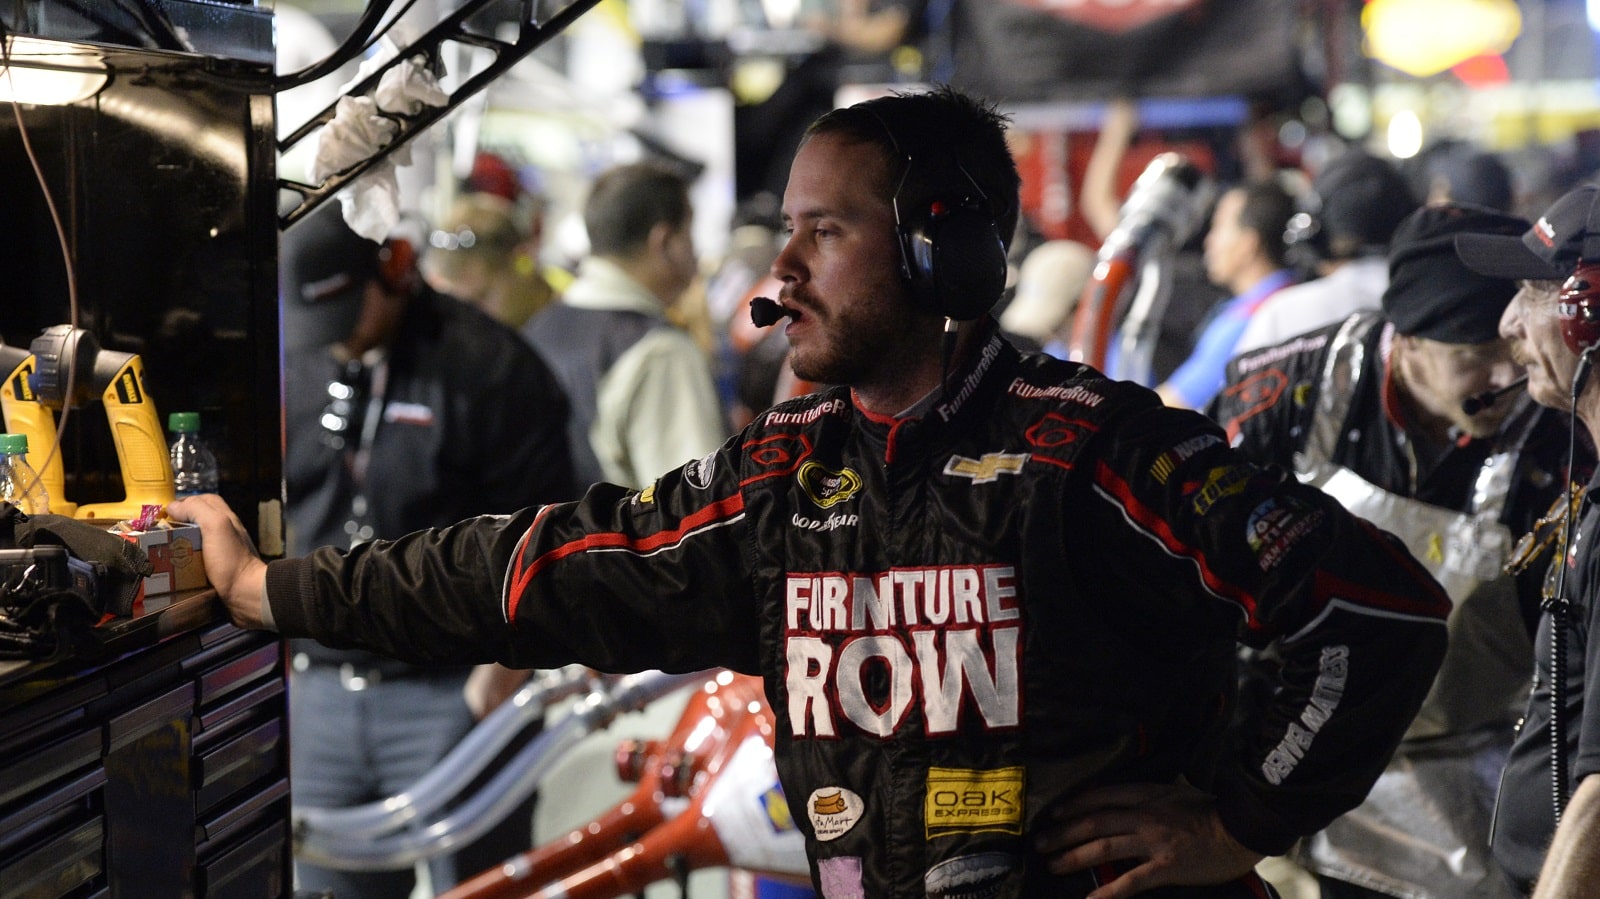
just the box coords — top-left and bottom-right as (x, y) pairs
(28, 325), (174, 520)
(0, 339), (76, 515)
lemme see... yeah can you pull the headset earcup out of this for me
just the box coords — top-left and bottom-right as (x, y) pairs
(901, 205), (1008, 321)
(1560, 264), (1600, 355)
(1282, 208), (1323, 272)
(378, 237), (418, 293)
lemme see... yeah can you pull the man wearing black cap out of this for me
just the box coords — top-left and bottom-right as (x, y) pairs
(1455, 182), (1600, 897)
(279, 203), (577, 897)
(1213, 202), (1580, 899)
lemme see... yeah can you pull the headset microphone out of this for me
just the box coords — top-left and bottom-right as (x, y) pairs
(1461, 377), (1529, 416)
(749, 297), (796, 328)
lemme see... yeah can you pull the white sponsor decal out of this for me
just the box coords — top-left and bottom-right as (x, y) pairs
(1007, 379), (1105, 406)
(1262, 645), (1348, 785)
(936, 335), (1003, 422)
(683, 451), (717, 489)
(1234, 333), (1330, 373)
(923, 852), (1016, 899)
(784, 565), (1021, 737)
(765, 398), (847, 426)
(807, 787), (865, 841)
(383, 402), (435, 425)
(792, 512), (860, 532)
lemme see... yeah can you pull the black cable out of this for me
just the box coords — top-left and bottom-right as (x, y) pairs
(273, 0), (405, 92)
(188, 0), (405, 93)
(1547, 346), (1595, 825)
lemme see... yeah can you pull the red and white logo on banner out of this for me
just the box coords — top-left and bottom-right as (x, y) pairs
(1007, 0), (1203, 34)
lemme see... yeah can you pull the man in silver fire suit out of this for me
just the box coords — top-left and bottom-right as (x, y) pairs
(1213, 202), (1582, 899)
(172, 87), (1451, 899)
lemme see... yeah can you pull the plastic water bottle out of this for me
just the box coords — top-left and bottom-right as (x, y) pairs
(168, 411), (219, 497)
(0, 432), (50, 514)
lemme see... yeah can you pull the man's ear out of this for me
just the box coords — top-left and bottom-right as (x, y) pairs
(1243, 228), (1268, 264)
(646, 221), (677, 259)
(1390, 332), (1421, 368)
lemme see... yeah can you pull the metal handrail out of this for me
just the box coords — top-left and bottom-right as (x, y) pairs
(293, 668), (711, 870)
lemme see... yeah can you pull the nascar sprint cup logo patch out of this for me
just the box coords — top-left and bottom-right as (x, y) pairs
(798, 461), (862, 509)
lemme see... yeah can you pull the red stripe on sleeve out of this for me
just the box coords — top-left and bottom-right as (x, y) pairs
(506, 493), (747, 621)
(1094, 459), (1264, 628)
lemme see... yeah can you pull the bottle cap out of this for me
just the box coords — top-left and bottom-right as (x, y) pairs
(169, 411), (201, 433)
(0, 433), (29, 454)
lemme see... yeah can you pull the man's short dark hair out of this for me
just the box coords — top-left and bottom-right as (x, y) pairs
(1237, 180), (1298, 268)
(804, 86), (1022, 253)
(584, 161), (692, 257)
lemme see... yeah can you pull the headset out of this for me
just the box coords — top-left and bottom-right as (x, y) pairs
(376, 236), (419, 295)
(1540, 258), (1600, 827)
(1283, 150), (1417, 274)
(1558, 261), (1600, 355)
(1281, 195), (1324, 273)
(863, 107), (1007, 321)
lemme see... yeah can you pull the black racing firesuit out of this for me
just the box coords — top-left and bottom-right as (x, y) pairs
(264, 321), (1450, 898)
(1212, 312), (1581, 897)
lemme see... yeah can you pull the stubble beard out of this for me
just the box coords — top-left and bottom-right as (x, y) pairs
(789, 293), (922, 390)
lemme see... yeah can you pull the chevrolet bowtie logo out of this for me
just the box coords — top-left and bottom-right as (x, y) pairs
(943, 453), (1028, 484)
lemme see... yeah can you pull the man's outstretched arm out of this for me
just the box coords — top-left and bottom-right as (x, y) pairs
(168, 494), (271, 629)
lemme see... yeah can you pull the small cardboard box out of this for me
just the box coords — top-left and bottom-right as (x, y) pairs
(121, 523), (206, 595)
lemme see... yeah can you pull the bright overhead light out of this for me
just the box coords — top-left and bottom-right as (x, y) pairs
(0, 36), (109, 106)
(1387, 109), (1424, 159)
(1363, 0), (1521, 78)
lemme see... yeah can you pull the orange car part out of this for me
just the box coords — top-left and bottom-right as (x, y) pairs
(441, 672), (807, 899)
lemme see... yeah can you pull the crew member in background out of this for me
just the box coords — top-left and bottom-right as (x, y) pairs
(1234, 148), (1418, 354)
(1214, 202), (1581, 899)
(1156, 179), (1298, 409)
(1455, 183), (1600, 898)
(522, 161), (726, 489)
(424, 190), (568, 330)
(279, 203), (577, 897)
(175, 86), (1451, 898)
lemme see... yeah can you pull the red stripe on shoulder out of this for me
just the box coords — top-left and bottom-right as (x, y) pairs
(1093, 459), (1263, 627)
(506, 493), (747, 621)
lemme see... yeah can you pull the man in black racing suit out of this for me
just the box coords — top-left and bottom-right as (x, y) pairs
(174, 87), (1450, 898)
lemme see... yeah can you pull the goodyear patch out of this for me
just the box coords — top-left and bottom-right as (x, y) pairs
(924, 767), (1024, 838)
(807, 786), (865, 841)
(1191, 465), (1251, 516)
(799, 461), (863, 509)
(943, 452), (1028, 484)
